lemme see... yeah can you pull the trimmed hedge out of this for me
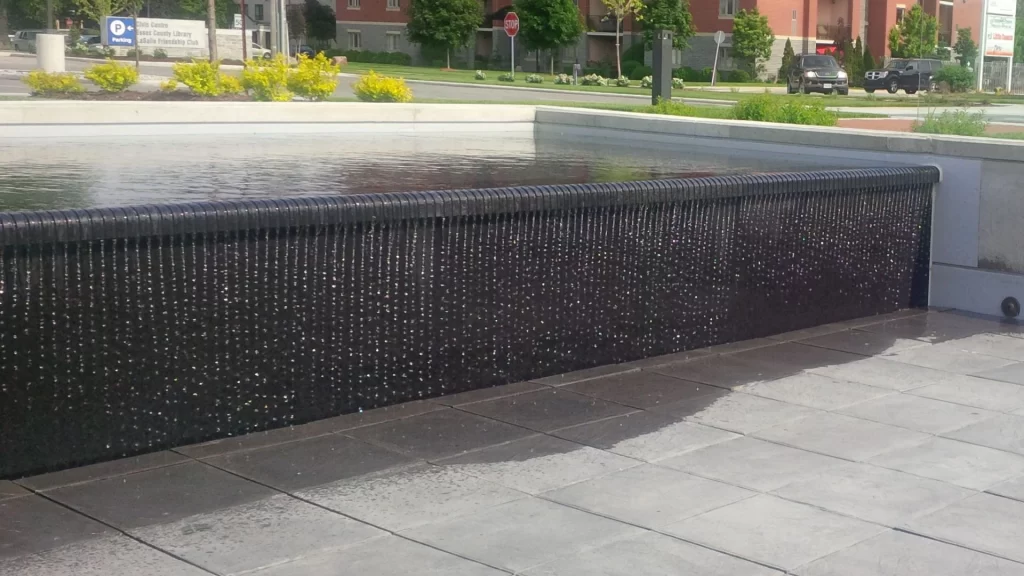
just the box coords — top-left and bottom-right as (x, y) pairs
(324, 49), (413, 66)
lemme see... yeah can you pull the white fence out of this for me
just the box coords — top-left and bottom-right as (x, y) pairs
(982, 61), (1024, 94)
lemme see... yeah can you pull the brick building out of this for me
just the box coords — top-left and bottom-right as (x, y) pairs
(335, 0), (983, 76)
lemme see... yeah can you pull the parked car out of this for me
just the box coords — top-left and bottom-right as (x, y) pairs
(863, 58), (942, 94)
(12, 30), (41, 52)
(291, 45), (315, 58)
(786, 54), (849, 95)
(251, 43), (272, 59)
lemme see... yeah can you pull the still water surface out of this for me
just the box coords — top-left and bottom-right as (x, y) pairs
(0, 132), (836, 212)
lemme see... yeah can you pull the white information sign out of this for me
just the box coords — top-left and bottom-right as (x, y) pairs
(988, 0), (1017, 16)
(136, 18), (207, 51)
(985, 14), (1016, 57)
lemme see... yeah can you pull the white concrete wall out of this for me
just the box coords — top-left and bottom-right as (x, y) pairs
(535, 107), (1024, 318)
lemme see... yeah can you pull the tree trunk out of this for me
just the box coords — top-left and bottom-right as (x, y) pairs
(207, 0), (218, 61)
(133, 9), (140, 69)
(446, 48), (450, 69)
(615, 18), (622, 78)
(550, 53), (554, 75)
(0, 0), (11, 49)
(535, 50), (539, 73)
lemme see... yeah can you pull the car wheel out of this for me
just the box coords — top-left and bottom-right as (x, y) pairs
(864, 88), (875, 94)
(887, 79), (899, 94)
(802, 82), (812, 95)
(786, 79), (794, 94)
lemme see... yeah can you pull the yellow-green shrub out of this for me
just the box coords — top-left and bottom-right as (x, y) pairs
(241, 55), (292, 101)
(352, 71), (412, 102)
(287, 52), (340, 101)
(218, 74), (244, 95)
(84, 60), (139, 92)
(172, 60), (239, 97)
(159, 78), (178, 92)
(23, 71), (84, 95)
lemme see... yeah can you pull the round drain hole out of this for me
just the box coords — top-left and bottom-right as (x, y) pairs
(1002, 297), (1021, 319)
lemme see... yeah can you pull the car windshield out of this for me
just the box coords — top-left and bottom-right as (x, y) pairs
(803, 56), (837, 68)
(887, 59), (910, 70)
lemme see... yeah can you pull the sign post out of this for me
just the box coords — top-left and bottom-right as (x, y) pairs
(504, 12), (519, 78)
(105, 16), (136, 48)
(711, 30), (725, 87)
(977, 0), (1017, 91)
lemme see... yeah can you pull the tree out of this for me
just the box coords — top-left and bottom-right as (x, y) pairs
(847, 36), (864, 86)
(731, 8), (774, 77)
(862, 42), (876, 71)
(888, 4), (937, 58)
(177, 0), (236, 29)
(0, 0), (11, 49)
(953, 27), (977, 67)
(600, 0), (644, 79)
(123, 0), (144, 67)
(777, 37), (794, 81)
(287, 4), (306, 43)
(641, 0), (694, 51)
(1015, 0), (1023, 63)
(514, 0), (583, 74)
(304, 0), (336, 50)
(406, 0), (482, 69)
(72, 0), (128, 25)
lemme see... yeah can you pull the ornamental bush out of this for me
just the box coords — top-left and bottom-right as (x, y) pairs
(498, 72), (515, 82)
(172, 60), (239, 97)
(525, 74), (543, 83)
(288, 52), (340, 100)
(581, 73), (607, 86)
(474, 70), (486, 80)
(554, 73), (571, 84)
(23, 71), (84, 95)
(84, 60), (138, 92)
(241, 55), (292, 101)
(932, 65), (974, 93)
(352, 71), (413, 102)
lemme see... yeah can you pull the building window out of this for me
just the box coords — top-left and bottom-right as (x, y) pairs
(254, 3), (263, 21)
(387, 0), (400, 9)
(895, 5), (905, 23)
(386, 32), (400, 52)
(719, 0), (736, 18)
(348, 31), (362, 49)
(348, 0), (360, 9)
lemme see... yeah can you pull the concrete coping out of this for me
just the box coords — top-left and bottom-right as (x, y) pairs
(0, 101), (538, 127)
(534, 106), (1024, 163)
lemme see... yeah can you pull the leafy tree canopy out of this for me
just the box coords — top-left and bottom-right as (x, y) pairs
(888, 4), (937, 58)
(514, 0), (583, 53)
(406, 0), (482, 56)
(641, 0), (694, 50)
(731, 8), (774, 73)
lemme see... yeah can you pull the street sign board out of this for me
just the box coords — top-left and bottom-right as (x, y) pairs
(714, 30), (725, 45)
(504, 12), (519, 38)
(234, 13), (242, 29)
(106, 16), (136, 47)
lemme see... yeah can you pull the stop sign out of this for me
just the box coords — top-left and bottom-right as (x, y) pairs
(504, 12), (519, 38)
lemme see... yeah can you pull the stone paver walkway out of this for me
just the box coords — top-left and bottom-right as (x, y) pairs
(2, 309), (1023, 575)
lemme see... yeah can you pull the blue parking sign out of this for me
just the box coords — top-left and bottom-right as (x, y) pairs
(106, 16), (136, 47)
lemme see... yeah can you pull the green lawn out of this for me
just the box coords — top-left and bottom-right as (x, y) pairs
(992, 132), (1024, 140)
(340, 62), (1013, 108)
(332, 97), (883, 121)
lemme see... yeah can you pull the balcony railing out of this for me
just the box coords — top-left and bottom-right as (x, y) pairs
(587, 15), (619, 33)
(816, 23), (852, 43)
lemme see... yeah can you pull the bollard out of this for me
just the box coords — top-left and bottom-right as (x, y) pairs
(35, 34), (67, 73)
(651, 30), (673, 105)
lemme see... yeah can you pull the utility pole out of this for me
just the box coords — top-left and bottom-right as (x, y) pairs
(241, 0), (247, 60)
(46, 0), (54, 31)
(207, 0), (218, 61)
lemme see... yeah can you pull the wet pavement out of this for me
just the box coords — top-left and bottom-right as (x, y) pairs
(2, 309), (1024, 575)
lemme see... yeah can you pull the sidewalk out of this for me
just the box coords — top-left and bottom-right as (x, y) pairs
(2, 310), (1023, 575)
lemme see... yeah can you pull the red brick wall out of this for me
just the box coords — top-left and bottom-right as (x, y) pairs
(951, 0), (983, 45)
(337, 0), (408, 23)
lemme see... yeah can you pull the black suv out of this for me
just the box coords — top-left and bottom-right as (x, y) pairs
(863, 58), (942, 94)
(786, 54), (849, 95)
